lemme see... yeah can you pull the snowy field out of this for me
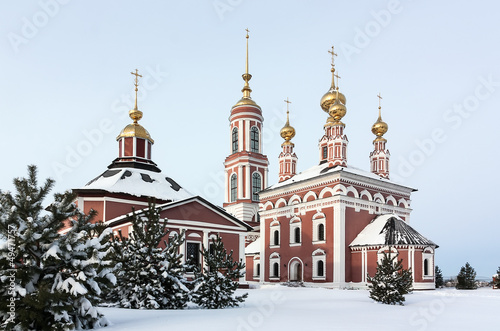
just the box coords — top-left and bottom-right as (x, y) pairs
(100, 285), (500, 331)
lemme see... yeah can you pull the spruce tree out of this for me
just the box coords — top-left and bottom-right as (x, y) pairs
(456, 262), (477, 289)
(0, 165), (114, 330)
(107, 200), (189, 309)
(435, 265), (444, 288)
(191, 236), (248, 309)
(367, 250), (413, 305)
(493, 267), (500, 289)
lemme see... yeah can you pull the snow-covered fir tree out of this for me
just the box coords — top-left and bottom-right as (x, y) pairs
(456, 262), (477, 290)
(107, 200), (189, 309)
(435, 265), (444, 288)
(191, 236), (247, 309)
(0, 165), (115, 330)
(493, 267), (500, 289)
(367, 250), (413, 305)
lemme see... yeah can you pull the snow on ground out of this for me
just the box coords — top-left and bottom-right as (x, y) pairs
(100, 285), (500, 331)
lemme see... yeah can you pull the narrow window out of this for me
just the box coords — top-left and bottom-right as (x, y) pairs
(318, 223), (325, 241)
(273, 262), (279, 277)
(317, 260), (324, 277)
(273, 229), (279, 246)
(230, 174), (237, 202)
(250, 126), (259, 153)
(256, 263), (260, 276)
(186, 242), (200, 269)
(294, 227), (300, 243)
(232, 127), (238, 153)
(424, 259), (429, 276)
(252, 173), (261, 201)
(322, 146), (327, 159)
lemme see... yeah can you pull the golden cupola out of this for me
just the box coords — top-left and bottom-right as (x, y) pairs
(320, 46), (346, 113)
(280, 98), (296, 146)
(372, 94), (388, 142)
(117, 69), (154, 144)
(233, 29), (259, 108)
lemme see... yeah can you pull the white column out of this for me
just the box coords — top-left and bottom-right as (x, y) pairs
(333, 202), (346, 287)
(203, 230), (210, 270)
(245, 120), (250, 152)
(246, 165), (251, 199)
(260, 220), (266, 283)
(133, 137), (137, 157)
(179, 227), (186, 263)
(239, 233), (246, 284)
(239, 120), (244, 151)
(224, 170), (229, 203)
(238, 166), (243, 199)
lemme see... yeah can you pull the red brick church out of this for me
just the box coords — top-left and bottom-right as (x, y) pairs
(232, 40), (438, 289)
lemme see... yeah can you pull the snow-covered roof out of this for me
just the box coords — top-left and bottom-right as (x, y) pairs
(349, 214), (437, 248)
(79, 167), (192, 202)
(245, 237), (261, 255)
(265, 163), (413, 191)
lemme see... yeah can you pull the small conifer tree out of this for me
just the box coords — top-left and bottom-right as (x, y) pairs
(0, 165), (114, 330)
(367, 250), (413, 305)
(456, 262), (477, 290)
(107, 200), (189, 309)
(435, 265), (444, 288)
(493, 267), (500, 289)
(191, 236), (248, 309)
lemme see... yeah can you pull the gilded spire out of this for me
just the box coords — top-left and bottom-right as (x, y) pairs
(371, 93), (388, 141)
(326, 71), (347, 126)
(129, 69), (143, 123)
(320, 45), (346, 112)
(117, 69), (154, 143)
(234, 29), (258, 107)
(280, 98), (296, 146)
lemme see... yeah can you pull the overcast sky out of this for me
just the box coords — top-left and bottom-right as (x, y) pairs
(1, 0), (499, 279)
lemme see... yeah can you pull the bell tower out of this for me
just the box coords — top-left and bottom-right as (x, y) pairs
(370, 94), (390, 179)
(318, 46), (348, 167)
(278, 98), (297, 182)
(223, 30), (269, 223)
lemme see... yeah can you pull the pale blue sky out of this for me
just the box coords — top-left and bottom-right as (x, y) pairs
(1, 0), (499, 278)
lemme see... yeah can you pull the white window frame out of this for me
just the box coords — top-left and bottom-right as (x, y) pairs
(269, 220), (280, 248)
(312, 249), (326, 280)
(422, 247), (434, 280)
(269, 252), (280, 280)
(312, 217), (326, 244)
(289, 217), (301, 247)
(253, 257), (260, 279)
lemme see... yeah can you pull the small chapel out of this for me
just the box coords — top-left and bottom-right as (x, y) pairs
(224, 34), (438, 289)
(69, 70), (251, 281)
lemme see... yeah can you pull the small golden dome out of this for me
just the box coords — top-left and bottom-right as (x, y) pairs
(280, 120), (295, 146)
(328, 98), (347, 123)
(320, 68), (346, 113)
(233, 97), (259, 108)
(372, 105), (388, 141)
(116, 123), (154, 143)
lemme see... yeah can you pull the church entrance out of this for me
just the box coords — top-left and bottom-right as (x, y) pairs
(289, 259), (302, 282)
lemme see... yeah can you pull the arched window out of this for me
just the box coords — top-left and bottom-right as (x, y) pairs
(294, 227), (300, 243)
(273, 262), (279, 277)
(317, 260), (324, 277)
(318, 223), (325, 241)
(424, 259), (429, 276)
(250, 126), (259, 153)
(252, 172), (261, 201)
(322, 146), (327, 159)
(230, 174), (237, 202)
(232, 127), (238, 153)
(273, 229), (279, 246)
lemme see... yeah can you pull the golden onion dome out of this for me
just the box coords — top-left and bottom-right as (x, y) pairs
(328, 98), (347, 123)
(280, 117), (295, 146)
(233, 96), (259, 108)
(372, 112), (388, 141)
(320, 68), (346, 112)
(116, 123), (154, 143)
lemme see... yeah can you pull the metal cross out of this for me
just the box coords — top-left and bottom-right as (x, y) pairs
(328, 46), (337, 67)
(131, 69), (142, 89)
(245, 28), (250, 38)
(284, 97), (291, 112)
(377, 92), (382, 108)
(334, 72), (341, 89)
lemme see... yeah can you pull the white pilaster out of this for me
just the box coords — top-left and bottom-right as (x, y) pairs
(239, 233), (246, 283)
(246, 165), (251, 199)
(333, 202), (346, 286)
